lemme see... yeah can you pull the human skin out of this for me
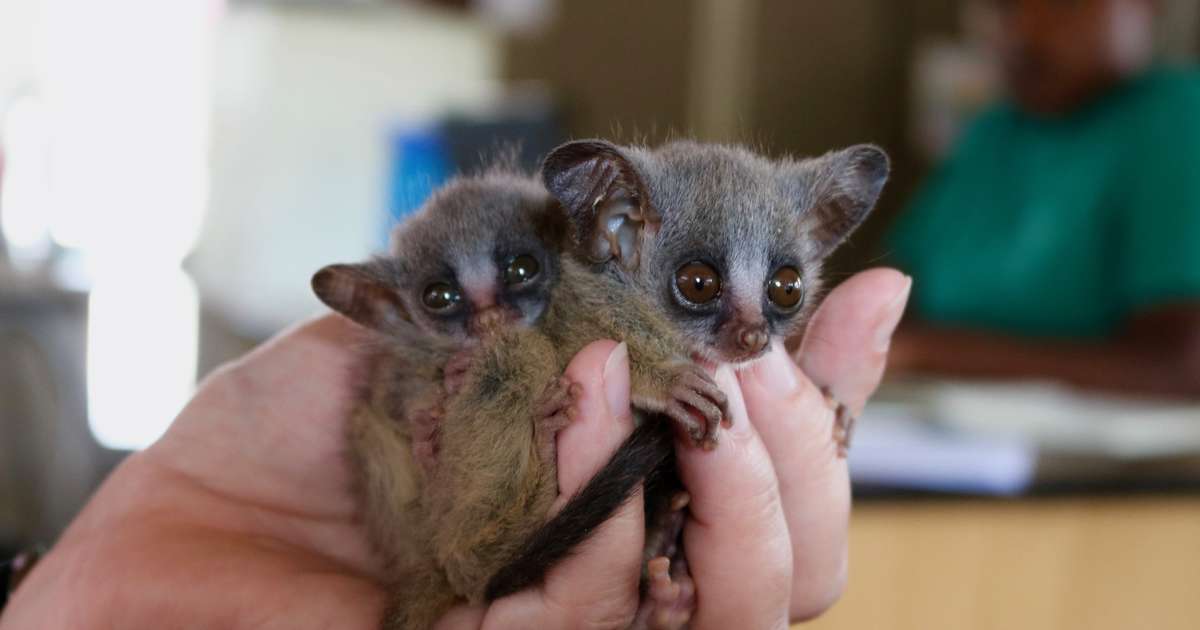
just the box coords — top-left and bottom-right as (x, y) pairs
(0, 268), (909, 629)
(995, 0), (1156, 115)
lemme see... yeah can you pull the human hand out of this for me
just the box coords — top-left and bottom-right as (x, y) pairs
(0, 267), (909, 629)
(0, 318), (645, 629)
(670, 268), (911, 628)
(480, 268), (912, 629)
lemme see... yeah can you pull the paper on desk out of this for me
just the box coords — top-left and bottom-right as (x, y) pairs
(850, 379), (1200, 494)
(850, 402), (1036, 495)
(917, 381), (1200, 459)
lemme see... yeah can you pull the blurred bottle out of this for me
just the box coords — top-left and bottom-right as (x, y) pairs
(386, 127), (451, 245)
(383, 87), (563, 245)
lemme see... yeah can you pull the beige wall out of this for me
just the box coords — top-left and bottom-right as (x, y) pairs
(502, 0), (694, 145)
(500, 0), (1199, 269)
(500, 1), (966, 267)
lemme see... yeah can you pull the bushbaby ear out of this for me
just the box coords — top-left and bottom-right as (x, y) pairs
(799, 144), (890, 259)
(541, 139), (659, 268)
(311, 262), (409, 332)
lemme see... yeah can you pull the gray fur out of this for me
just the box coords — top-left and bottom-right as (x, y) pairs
(548, 139), (889, 365)
(383, 172), (565, 338)
(311, 169), (569, 630)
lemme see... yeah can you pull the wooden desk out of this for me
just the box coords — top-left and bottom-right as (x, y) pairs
(801, 497), (1200, 630)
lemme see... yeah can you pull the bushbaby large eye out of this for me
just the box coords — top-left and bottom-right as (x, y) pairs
(675, 261), (721, 305)
(504, 254), (540, 285)
(767, 267), (803, 309)
(422, 282), (461, 311)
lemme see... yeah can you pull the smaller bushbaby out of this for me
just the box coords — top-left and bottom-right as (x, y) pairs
(311, 168), (573, 617)
(485, 139), (890, 629)
(319, 169), (729, 619)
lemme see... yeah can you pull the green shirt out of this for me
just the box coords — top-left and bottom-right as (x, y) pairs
(890, 66), (1200, 339)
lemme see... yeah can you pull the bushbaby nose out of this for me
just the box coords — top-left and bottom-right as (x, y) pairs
(737, 325), (769, 354)
(472, 307), (505, 334)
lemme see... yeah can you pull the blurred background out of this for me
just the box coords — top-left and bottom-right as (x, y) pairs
(2, 0), (1199, 628)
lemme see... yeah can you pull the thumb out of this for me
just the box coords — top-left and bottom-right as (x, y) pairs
(798, 268), (911, 414)
(554, 340), (636, 500)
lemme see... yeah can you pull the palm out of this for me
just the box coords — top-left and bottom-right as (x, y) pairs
(28, 316), (388, 628)
(152, 316), (386, 623)
(4, 315), (644, 630)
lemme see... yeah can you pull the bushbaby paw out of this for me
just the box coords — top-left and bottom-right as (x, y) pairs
(822, 386), (855, 459)
(410, 406), (442, 474)
(442, 349), (476, 397)
(637, 556), (695, 630)
(533, 376), (583, 460)
(664, 363), (728, 450)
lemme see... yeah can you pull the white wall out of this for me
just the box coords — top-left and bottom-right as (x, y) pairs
(0, 0), (40, 99)
(192, 4), (503, 337)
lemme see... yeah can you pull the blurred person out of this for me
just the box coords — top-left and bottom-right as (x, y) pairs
(0, 270), (910, 628)
(889, 0), (1200, 397)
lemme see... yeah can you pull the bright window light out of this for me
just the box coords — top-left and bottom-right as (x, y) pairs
(86, 268), (199, 451)
(36, 0), (218, 449)
(41, 0), (211, 268)
(0, 94), (53, 266)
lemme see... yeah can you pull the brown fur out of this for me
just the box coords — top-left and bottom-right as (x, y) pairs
(380, 256), (720, 627)
(310, 169), (571, 629)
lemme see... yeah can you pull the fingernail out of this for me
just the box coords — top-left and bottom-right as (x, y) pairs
(752, 343), (798, 394)
(874, 275), (912, 353)
(716, 365), (753, 438)
(603, 342), (630, 416)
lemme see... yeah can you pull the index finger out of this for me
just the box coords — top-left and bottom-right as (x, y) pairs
(676, 365), (793, 630)
(797, 268), (910, 414)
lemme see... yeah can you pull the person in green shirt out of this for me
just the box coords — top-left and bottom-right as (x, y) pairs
(888, 0), (1200, 397)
